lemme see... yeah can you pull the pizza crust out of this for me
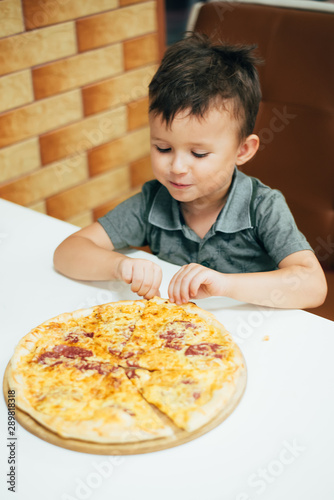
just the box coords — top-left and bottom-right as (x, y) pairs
(8, 364), (173, 443)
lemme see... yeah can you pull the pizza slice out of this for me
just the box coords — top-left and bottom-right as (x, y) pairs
(12, 310), (116, 365)
(120, 297), (234, 364)
(20, 300), (146, 365)
(72, 300), (146, 361)
(126, 366), (246, 432)
(9, 348), (173, 443)
(119, 341), (235, 371)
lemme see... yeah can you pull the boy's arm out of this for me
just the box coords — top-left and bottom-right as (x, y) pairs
(53, 222), (162, 299)
(168, 250), (327, 309)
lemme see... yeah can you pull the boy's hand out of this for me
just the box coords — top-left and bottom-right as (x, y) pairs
(168, 264), (225, 304)
(116, 257), (162, 299)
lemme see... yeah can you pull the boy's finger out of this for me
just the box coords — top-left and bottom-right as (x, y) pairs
(168, 267), (187, 302)
(120, 260), (134, 284)
(168, 266), (192, 303)
(140, 264), (162, 299)
(168, 270), (181, 302)
(188, 269), (207, 298)
(144, 287), (161, 300)
(130, 266), (145, 293)
(145, 266), (162, 299)
(178, 268), (203, 303)
(136, 269), (152, 296)
(153, 265), (163, 294)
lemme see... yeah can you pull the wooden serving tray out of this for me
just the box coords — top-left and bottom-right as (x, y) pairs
(3, 362), (246, 455)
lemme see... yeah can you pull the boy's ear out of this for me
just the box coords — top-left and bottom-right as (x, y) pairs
(235, 134), (260, 166)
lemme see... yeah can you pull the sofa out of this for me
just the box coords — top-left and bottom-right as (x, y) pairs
(187, 0), (334, 320)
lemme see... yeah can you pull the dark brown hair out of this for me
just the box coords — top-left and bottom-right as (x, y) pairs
(149, 32), (262, 140)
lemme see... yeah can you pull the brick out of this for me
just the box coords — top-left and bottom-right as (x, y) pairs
(0, 90), (82, 148)
(128, 96), (149, 130)
(83, 65), (157, 116)
(88, 127), (150, 176)
(0, 156), (88, 206)
(77, 2), (157, 52)
(22, 0), (118, 30)
(0, 0), (24, 37)
(67, 211), (94, 228)
(93, 186), (141, 220)
(0, 22), (77, 77)
(0, 138), (40, 183)
(124, 33), (159, 71)
(0, 70), (34, 114)
(33, 44), (123, 99)
(120, 0), (147, 5)
(28, 200), (47, 214)
(46, 166), (130, 219)
(39, 106), (127, 165)
(130, 155), (153, 187)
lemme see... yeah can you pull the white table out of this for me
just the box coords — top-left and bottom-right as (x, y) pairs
(1, 199), (333, 500)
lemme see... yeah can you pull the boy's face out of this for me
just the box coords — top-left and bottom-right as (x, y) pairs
(149, 105), (253, 210)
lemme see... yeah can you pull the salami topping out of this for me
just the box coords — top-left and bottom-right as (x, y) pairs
(121, 351), (135, 359)
(126, 359), (141, 368)
(108, 347), (122, 356)
(158, 321), (201, 350)
(184, 322), (197, 329)
(74, 360), (117, 375)
(159, 331), (184, 340)
(171, 321), (196, 329)
(159, 321), (196, 340)
(65, 333), (79, 343)
(184, 343), (225, 358)
(38, 345), (93, 363)
(125, 369), (138, 379)
(159, 323), (186, 350)
(64, 332), (94, 343)
(108, 340), (126, 356)
(164, 341), (182, 350)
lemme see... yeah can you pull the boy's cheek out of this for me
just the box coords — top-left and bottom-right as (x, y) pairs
(151, 166), (167, 185)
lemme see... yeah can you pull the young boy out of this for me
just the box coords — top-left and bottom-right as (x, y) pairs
(54, 33), (327, 309)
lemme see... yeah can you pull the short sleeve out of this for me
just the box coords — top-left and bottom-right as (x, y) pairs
(252, 184), (313, 265)
(97, 181), (159, 249)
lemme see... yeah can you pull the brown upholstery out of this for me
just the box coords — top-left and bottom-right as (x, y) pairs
(192, 1), (334, 320)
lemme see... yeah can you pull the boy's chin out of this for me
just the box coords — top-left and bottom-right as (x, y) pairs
(166, 188), (194, 202)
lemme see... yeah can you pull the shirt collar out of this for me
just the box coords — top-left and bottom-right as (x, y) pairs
(148, 184), (183, 230)
(214, 167), (253, 233)
(148, 167), (253, 233)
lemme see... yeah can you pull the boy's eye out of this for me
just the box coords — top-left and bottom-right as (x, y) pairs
(154, 145), (208, 158)
(155, 145), (171, 153)
(192, 152), (209, 158)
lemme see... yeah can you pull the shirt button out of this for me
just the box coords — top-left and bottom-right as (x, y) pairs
(200, 261), (210, 267)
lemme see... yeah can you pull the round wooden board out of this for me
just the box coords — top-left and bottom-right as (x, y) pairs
(3, 362), (247, 455)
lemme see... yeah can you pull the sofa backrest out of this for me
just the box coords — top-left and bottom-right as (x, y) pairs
(191, 0), (334, 270)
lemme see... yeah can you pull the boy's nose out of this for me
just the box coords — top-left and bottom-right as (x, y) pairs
(170, 153), (188, 174)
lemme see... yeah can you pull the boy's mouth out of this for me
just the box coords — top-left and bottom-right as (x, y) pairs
(170, 181), (192, 189)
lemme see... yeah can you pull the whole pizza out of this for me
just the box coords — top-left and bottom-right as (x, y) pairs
(8, 297), (246, 445)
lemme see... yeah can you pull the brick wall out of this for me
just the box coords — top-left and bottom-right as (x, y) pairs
(0, 0), (164, 227)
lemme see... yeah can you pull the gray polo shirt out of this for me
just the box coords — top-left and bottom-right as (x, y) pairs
(98, 168), (312, 273)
